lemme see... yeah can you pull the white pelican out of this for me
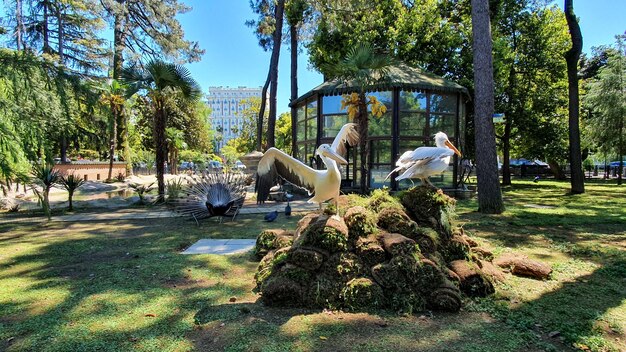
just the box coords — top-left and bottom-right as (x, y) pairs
(386, 131), (461, 188)
(257, 123), (359, 210)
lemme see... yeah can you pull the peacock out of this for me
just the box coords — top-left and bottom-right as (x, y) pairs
(175, 171), (247, 221)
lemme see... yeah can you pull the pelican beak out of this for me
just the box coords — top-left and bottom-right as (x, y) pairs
(324, 148), (348, 165)
(445, 140), (462, 157)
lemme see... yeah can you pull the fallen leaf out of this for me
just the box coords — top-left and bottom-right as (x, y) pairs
(145, 313), (156, 317)
(319, 336), (327, 341)
(229, 296), (237, 303)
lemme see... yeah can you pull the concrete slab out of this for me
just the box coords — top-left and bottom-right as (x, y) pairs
(181, 239), (256, 255)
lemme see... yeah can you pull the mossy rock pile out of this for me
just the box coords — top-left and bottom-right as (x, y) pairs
(254, 186), (498, 314)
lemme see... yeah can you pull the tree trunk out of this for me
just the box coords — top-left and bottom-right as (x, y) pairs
(257, 74), (270, 151)
(267, 0), (286, 149)
(122, 112), (132, 175)
(358, 93), (369, 193)
(290, 21), (298, 156)
(547, 159), (566, 180)
(107, 106), (118, 181)
(43, 0), (51, 54)
(112, 2), (127, 79)
(471, 0), (504, 213)
(564, 0), (585, 194)
(502, 63), (517, 186)
(15, 0), (25, 50)
(68, 191), (74, 211)
(155, 101), (166, 201)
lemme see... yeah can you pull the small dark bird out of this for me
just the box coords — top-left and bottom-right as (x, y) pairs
(285, 202), (292, 216)
(265, 210), (278, 222)
(533, 176), (540, 183)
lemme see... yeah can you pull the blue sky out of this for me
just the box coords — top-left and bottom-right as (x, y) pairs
(179, 0), (625, 115)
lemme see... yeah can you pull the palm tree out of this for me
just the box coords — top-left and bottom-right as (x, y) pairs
(97, 79), (127, 182)
(323, 43), (393, 192)
(31, 164), (60, 220)
(59, 173), (85, 211)
(123, 60), (201, 201)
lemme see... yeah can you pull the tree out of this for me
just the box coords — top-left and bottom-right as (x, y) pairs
(59, 173), (85, 211)
(248, 0), (285, 149)
(564, 0), (585, 194)
(471, 0), (504, 213)
(124, 60), (201, 201)
(31, 164), (59, 220)
(97, 79), (127, 181)
(286, 0), (310, 151)
(584, 36), (626, 185)
(323, 43), (393, 192)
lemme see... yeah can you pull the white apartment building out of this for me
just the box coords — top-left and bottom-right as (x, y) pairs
(207, 86), (264, 151)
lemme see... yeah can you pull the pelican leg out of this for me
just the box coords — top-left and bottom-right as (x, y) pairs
(410, 179), (415, 187)
(319, 202), (323, 214)
(424, 178), (437, 189)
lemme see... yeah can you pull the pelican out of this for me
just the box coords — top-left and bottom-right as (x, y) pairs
(386, 131), (461, 188)
(257, 123), (359, 210)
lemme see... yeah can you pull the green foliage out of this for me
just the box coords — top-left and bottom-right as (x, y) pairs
(129, 182), (154, 205)
(59, 173), (86, 211)
(165, 178), (184, 203)
(31, 164), (60, 220)
(583, 36), (626, 162)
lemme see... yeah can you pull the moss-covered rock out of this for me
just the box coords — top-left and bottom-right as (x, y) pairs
(377, 208), (419, 238)
(448, 260), (495, 297)
(355, 235), (388, 267)
(254, 247), (290, 290)
(260, 275), (303, 306)
(254, 186), (499, 314)
(367, 188), (404, 212)
(411, 227), (440, 255)
(341, 278), (384, 311)
(287, 248), (326, 271)
(441, 232), (470, 262)
(254, 229), (293, 259)
(293, 215), (349, 253)
(344, 206), (378, 242)
(427, 279), (462, 312)
(380, 233), (419, 257)
(400, 186), (456, 238)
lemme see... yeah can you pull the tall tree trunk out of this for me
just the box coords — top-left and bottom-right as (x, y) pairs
(502, 60), (517, 186)
(564, 0), (585, 194)
(15, 0), (25, 50)
(257, 73), (270, 151)
(358, 94), (369, 193)
(112, 10), (126, 79)
(113, 12), (132, 175)
(267, 0), (286, 149)
(108, 106), (118, 181)
(471, 0), (504, 214)
(122, 112), (132, 175)
(43, 0), (51, 54)
(56, 3), (69, 163)
(155, 101), (166, 201)
(290, 21), (298, 156)
(502, 120), (511, 185)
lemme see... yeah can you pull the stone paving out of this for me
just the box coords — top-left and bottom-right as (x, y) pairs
(181, 239), (256, 255)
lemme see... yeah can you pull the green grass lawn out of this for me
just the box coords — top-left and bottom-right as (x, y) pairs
(0, 180), (624, 351)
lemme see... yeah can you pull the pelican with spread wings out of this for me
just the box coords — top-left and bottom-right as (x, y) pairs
(257, 123), (359, 210)
(385, 131), (461, 188)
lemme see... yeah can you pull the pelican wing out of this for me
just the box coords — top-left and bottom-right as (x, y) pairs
(257, 148), (317, 202)
(402, 147), (455, 163)
(331, 123), (359, 156)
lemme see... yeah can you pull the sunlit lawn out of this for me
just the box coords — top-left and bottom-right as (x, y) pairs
(0, 179), (624, 351)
